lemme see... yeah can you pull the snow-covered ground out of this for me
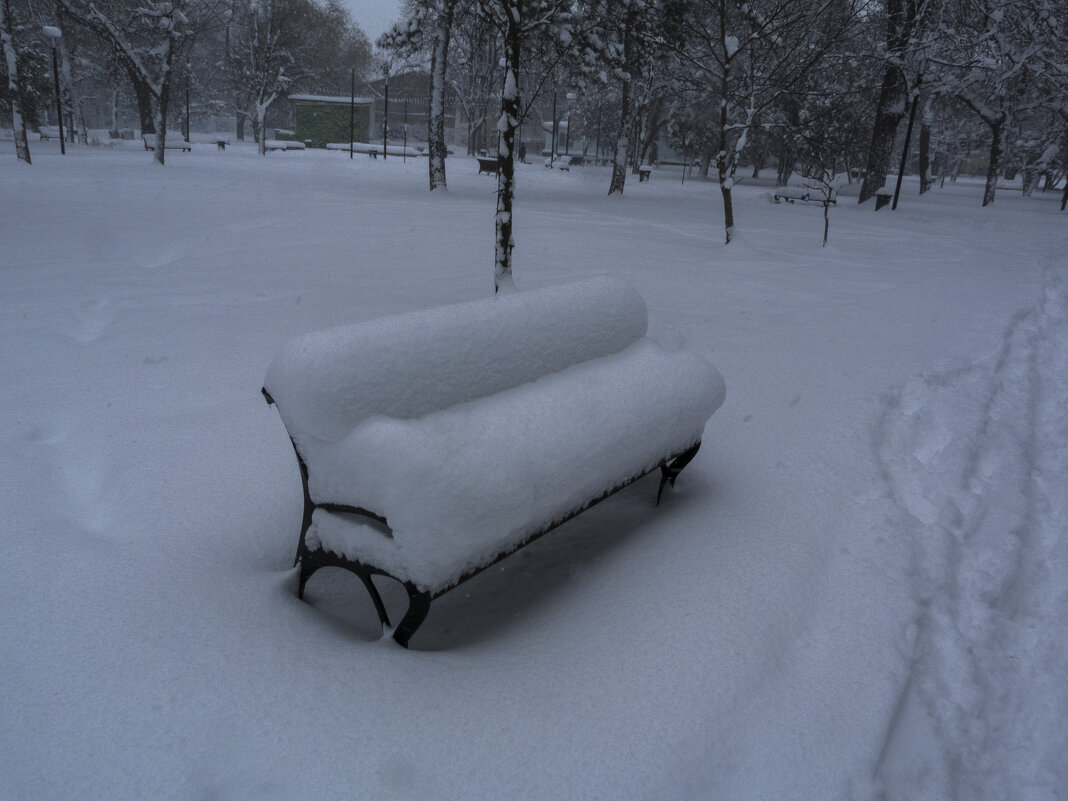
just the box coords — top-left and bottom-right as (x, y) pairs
(1, 139), (1065, 800)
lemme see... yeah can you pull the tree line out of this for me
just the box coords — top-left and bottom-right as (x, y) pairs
(1, 0), (372, 163)
(3, 0), (1066, 277)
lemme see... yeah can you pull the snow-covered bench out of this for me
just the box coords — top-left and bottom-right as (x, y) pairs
(774, 186), (837, 205)
(142, 133), (191, 152)
(262, 277), (726, 647)
(476, 155), (499, 174)
(265, 139), (305, 151)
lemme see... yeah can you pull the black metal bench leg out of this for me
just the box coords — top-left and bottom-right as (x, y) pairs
(357, 572), (391, 629)
(657, 441), (702, 506)
(392, 585), (432, 648)
(297, 549), (317, 599)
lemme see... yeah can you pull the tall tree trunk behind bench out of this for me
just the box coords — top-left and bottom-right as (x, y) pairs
(428, 0), (456, 192)
(608, 76), (633, 195)
(127, 63), (156, 134)
(493, 1), (520, 291)
(859, 65), (907, 203)
(919, 121), (932, 194)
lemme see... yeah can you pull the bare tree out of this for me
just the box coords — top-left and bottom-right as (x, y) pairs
(932, 0), (1063, 206)
(1, 0), (31, 162)
(672, 0), (859, 242)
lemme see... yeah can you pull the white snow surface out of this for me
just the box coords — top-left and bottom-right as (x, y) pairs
(2, 138), (1067, 801)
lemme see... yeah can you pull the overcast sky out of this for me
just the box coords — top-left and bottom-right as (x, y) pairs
(344, 0), (401, 45)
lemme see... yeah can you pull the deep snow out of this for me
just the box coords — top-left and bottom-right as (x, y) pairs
(1, 137), (1065, 800)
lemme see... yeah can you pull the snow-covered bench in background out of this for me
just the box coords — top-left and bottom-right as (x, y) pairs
(262, 276), (726, 647)
(774, 186), (837, 205)
(265, 139), (305, 151)
(142, 133), (191, 152)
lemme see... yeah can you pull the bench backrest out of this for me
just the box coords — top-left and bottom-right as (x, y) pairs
(265, 276), (649, 444)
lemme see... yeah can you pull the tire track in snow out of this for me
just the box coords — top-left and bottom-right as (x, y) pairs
(872, 271), (1068, 800)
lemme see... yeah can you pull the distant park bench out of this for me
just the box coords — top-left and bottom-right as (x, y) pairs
(265, 139), (305, 151)
(476, 156), (499, 174)
(142, 134), (191, 152)
(774, 187), (837, 206)
(544, 155), (581, 171)
(638, 165), (653, 182)
(38, 125), (62, 141)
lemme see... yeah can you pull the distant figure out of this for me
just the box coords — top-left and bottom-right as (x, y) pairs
(518, 141), (527, 163)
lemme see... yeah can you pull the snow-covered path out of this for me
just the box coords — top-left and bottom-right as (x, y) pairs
(874, 267), (1068, 799)
(1, 142), (1065, 799)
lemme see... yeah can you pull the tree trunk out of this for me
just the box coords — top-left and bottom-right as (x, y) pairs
(776, 144), (793, 186)
(428, 0), (455, 191)
(608, 75), (633, 195)
(699, 151), (712, 177)
(717, 84), (735, 242)
(918, 119), (932, 194)
(493, 0), (520, 291)
(58, 35), (88, 144)
(982, 118), (1003, 207)
(154, 84), (169, 165)
(859, 65), (906, 203)
(236, 114), (245, 140)
(1, 0), (31, 164)
(256, 103), (268, 155)
(716, 14), (735, 245)
(127, 63), (156, 134)
(1021, 167), (1038, 197)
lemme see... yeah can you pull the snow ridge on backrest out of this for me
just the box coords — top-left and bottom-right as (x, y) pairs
(264, 276), (648, 443)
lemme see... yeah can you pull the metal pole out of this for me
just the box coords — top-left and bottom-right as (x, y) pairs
(892, 66), (923, 211)
(185, 77), (190, 142)
(349, 68), (355, 159)
(550, 89), (557, 166)
(50, 41), (65, 154)
(382, 75), (389, 161)
(595, 104), (601, 165)
(403, 97), (408, 162)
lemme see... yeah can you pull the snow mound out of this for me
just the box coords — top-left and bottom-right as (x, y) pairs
(264, 275), (649, 443)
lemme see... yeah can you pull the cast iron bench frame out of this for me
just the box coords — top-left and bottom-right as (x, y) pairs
(774, 187), (837, 205)
(142, 134), (192, 152)
(476, 156), (499, 174)
(261, 386), (701, 648)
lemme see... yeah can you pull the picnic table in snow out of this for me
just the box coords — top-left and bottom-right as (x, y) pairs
(262, 276), (726, 647)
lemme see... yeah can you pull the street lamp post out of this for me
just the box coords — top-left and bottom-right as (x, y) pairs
(564, 91), (576, 158)
(185, 63), (190, 143)
(550, 89), (557, 166)
(42, 25), (64, 155)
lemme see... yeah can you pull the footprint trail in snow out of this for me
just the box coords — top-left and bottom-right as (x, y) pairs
(874, 271), (1068, 800)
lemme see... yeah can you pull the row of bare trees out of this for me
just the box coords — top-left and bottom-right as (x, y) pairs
(1, 0), (372, 163)
(376, 0), (1065, 271)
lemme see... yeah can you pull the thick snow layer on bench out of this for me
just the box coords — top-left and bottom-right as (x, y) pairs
(264, 276), (648, 443)
(304, 339), (725, 592)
